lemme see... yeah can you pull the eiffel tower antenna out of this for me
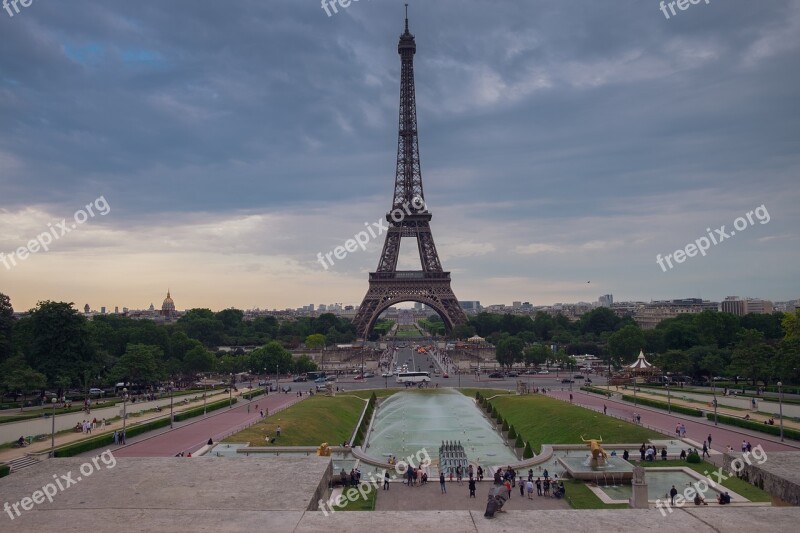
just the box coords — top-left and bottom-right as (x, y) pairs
(352, 9), (468, 339)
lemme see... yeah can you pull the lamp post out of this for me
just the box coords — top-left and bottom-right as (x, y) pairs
(666, 382), (671, 414)
(229, 373), (233, 408)
(777, 381), (784, 442)
(712, 375), (718, 426)
(276, 363), (279, 392)
(169, 381), (174, 428)
(121, 388), (129, 444)
(50, 397), (57, 457)
(264, 367), (268, 396)
(203, 382), (207, 416)
(633, 375), (637, 406)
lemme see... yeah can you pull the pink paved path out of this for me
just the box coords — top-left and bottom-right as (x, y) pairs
(548, 389), (798, 453)
(111, 393), (302, 457)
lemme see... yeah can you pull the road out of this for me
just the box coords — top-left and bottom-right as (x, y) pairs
(105, 392), (301, 457)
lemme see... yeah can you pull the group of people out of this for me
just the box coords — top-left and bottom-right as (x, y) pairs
(74, 418), (104, 433)
(674, 422), (687, 438)
(640, 443), (668, 461)
(339, 467), (363, 487)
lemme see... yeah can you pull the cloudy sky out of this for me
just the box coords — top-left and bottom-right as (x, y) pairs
(1, 0), (798, 313)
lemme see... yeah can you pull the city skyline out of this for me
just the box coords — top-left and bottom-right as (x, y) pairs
(2, 1), (799, 314)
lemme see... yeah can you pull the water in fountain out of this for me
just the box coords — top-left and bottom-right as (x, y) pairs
(367, 389), (517, 466)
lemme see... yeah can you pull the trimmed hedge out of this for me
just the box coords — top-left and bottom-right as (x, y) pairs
(173, 398), (236, 422)
(241, 389), (265, 400)
(686, 451), (702, 463)
(621, 394), (703, 417)
(352, 392), (377, 447)
(581, 386), (612, 398)
(502, 419), (510, 432)
(523, 442), (534, 459)
(706, 413), (800, 440)
(0, 464), (10, 478)
(508, 425), (517, 439)
(515, 434), (524, 448)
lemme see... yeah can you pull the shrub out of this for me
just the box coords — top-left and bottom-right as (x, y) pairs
(0, 464), (9, 478)
(523, 442), (534, 459)
(508, 425), (516, 439)
(581, 386), (612, 398)
(515, 434), (524, 449)
(706, 413), (800, 440)
(621, 395), (703, 417)
(54, 416), (172, 457)
(686, 451), (702, 463)
(173, 398), (236, 422)
(241, 389), (264, 400)
(502, 419), (510, 432)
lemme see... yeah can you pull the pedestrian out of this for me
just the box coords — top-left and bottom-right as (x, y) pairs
(640, 443), (646, 461)
(707, 434), (712, 449)
(569, 393), (573, 403)
(603, 404), (607, 415)
(101, 418), (106, 429)
(260, 410), (264, 418)
(468, 476), (476, 498)
(741, 440), (747, 452)
(113, 430), (118, 445)
(477, 466), (483, 481)
(528, 468), (533, 482)
(276, 425), (281, 438)
(670, 485), (678, 505)
(702, 442), (710, 458)
(661, 447), (667, 461)
(440, 471), (446, 494)
(543, 478), (550, 496)
(407, 466), (415, 486)
(504, 479), (512, 499)
(519, 478), (525, 497)
(456, 464), (463, 485)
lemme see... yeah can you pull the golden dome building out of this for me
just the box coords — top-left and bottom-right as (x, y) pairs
(161, 290), (176, 318)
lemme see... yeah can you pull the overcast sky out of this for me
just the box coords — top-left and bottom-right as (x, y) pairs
(1, 0), (798, 312)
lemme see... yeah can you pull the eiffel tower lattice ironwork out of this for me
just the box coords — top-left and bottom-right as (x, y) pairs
(352, 9), (468, 339)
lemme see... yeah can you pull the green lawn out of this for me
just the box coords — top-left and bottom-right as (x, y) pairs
(459, 388), (513, 400)
(640, 460), (771, 502)
(393, 327), (421, 338)
(489, 395), (662, 453)
(223, 395), (367, 446)
(332, 487), (378, 511)
(563, 479), (628, 509)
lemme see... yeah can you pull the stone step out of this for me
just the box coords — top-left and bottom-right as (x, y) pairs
(7, 455), (40, 472)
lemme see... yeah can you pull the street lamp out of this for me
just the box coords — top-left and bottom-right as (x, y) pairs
(666, 382), (671, 414)
(712, 375), (718, 426)
(203, 382), (207, 416)
(169, 381), (174, 428)
(777, 381), (784, 442)
(229, 373), (233, 408)
(264, 367), (268, 396)
(50, 397), (57, 457)
(121, 388), (129, 445)
(633, 375), (637, 406)
(276, 363), (279, 392)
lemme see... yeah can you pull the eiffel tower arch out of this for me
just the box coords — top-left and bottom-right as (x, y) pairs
(352, 9), (468, 339)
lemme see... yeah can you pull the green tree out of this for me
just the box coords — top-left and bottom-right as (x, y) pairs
(0, 293), (14, 363)
(305, 333), (326, 350)
(495, 337), (524, 368)
(293, 354), (318, 374)
(729, 329), (772, 386)
(607, 325), (645, 365)
(782, 309), (800, 339)
(524, 344), (549, 368)
(21, 301), (99, 387)
(580, 308), (621, 336)
(183, 346), (216, 375)
(0, 356), (47, 411)
(110, 344), (165, 386)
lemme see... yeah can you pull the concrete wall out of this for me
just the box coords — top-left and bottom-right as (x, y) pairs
(722, 451), (800, 506)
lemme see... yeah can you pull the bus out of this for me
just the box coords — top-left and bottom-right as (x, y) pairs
(306, 371), (327, 383)
(396, 371), (431, 384)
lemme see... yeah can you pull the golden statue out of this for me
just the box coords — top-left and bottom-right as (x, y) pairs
(317, 442), (331, 456)
(581, 435), (608, 464)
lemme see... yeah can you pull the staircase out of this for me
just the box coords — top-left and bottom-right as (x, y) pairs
(7, 454), (41, 473)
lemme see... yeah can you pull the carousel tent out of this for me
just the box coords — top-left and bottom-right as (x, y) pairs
(627, 350), (655, 372)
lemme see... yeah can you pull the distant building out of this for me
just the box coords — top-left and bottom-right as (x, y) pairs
(100, 306), (106, 314)
(161, 290), (176, 318)
(459, 301), (481, 314)
(721, 296), (774, 316)
(634, 298), (719, 329)
(745, 299), (773, 315)
(83, 304), (90, 314)
(598, 294), (613, 308)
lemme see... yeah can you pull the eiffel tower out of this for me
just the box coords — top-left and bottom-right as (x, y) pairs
(352, 8), (468, 339)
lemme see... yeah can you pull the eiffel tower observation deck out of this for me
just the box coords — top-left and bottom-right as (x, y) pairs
(352, 7), (468, 339)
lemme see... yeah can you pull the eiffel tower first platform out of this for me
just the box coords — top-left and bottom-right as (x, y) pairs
(352, 9), (468, 339)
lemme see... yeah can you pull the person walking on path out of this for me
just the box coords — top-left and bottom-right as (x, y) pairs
(536, 477), (542, 496)
(603, 404), (607, 415)
(670, 485), (678, 505)
(526, 479), (534, 499)
(702, 442), (710, 458)
(519, 478), (525, 497)
(468, 476), (476, 498)
(384, 470), (390, 490)
(707, 434), (712, 449)
(276, 425), (281, 438)
(440, 471), (447, 494)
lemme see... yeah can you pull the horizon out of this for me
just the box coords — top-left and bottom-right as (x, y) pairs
(2, 1), (799, 314)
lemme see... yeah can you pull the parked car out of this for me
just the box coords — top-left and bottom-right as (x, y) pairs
(363, 372), (375, 378)
(443, 373), (449, 378)
(573, 375), (584, 379)
(561, 378), (574, 384)
(325, 376), (337, 382)
(488, 372), (504, 378)
(538, 370), (550, 374)
(507, 372), (519, 377)
(585, 378), (593, 384)
(292, 375), (307, 382)
(281, 385), (292, 393)
(88, 388), (104, 396)
(381, 372), (393, 378)
(258, 380), (267, 386)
